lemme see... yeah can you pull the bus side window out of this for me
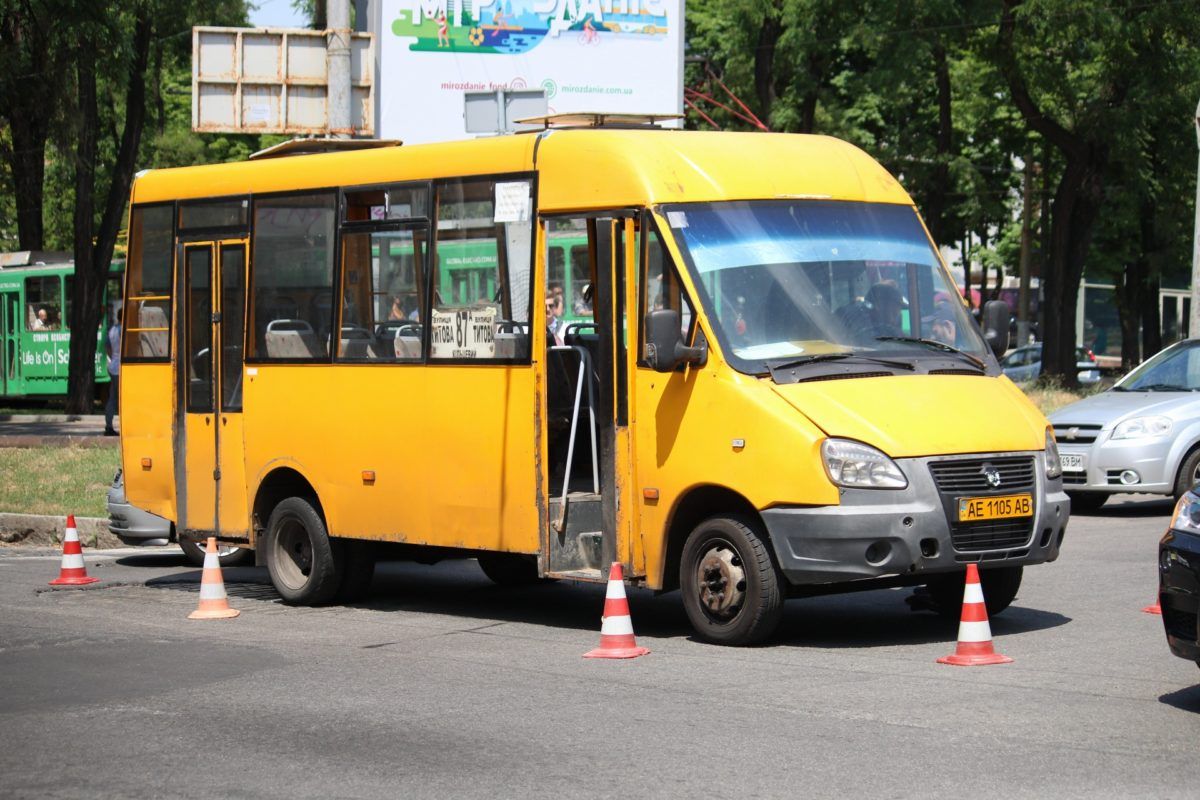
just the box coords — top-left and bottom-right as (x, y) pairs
(639, 227), (695, 363)
(430, 177), (532, 361)
(250, 193), (337, 360)
(123, 204), (174, 360)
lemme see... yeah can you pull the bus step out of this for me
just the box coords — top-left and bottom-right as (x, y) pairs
(545, 568), (604, 583)
(547, 496), (603, 573)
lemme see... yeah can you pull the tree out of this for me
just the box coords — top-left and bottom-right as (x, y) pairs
(995, 0), (1199, 385)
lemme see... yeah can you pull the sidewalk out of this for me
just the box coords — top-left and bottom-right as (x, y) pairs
(0, 414), (118, 448)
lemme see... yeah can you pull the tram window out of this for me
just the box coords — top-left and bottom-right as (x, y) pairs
(123, 204), (174, 360)
(250, 192), (337, 360)
(430, 178), (532, 361)
(25, 276), (61, 331)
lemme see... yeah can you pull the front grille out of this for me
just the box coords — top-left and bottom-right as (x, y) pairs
(929, 457), (1036, 493)
(950, 518), (1033, 552)
(1053, 423), (1102, 445)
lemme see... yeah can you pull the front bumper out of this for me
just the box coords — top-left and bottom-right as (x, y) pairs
(1158, 528), (1200, 663)
(106, 488), (172, 546)
(762, 451), (1069, 585)
(1057, 436), (1175, 495)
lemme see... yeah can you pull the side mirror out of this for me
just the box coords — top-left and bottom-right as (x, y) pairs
(645, 309), (706, 373)
(982, 300), (1011, 359)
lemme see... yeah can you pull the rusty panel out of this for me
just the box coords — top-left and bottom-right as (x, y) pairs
(241, 33), (283, 82)
(192, 26), (373, 136)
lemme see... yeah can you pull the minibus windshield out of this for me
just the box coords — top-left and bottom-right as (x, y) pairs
(663, 200), (988, 377)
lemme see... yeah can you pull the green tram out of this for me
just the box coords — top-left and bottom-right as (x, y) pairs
(368, 232), (592, 324)
(0, 252), (122, 398)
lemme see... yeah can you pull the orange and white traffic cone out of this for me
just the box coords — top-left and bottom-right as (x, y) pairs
(937, 563), (1012, 666)
(188, 537), (240, 620)
(583, 562), (649, 659)
(49, 515), (99, 586)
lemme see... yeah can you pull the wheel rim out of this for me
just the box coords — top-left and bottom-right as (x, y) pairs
(693, 538), (747, 623)
(271, 515), (313, 591)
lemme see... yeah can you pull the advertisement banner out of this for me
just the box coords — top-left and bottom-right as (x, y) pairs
(378, 0), (683, 144)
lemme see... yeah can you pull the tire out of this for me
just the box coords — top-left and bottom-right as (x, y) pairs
(1066, 491), (1108, 514)
(924, 565), (1023, 619)
(477, 553), (542, 586)
(179, 537), (254, 568)
(263, 497), (343, 605)
(337, 540), (376, 603)
(679, 514), (785, 646)
(1173, 447), (1200, 501)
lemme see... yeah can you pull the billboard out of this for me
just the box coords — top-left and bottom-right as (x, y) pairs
(375, 0), (683, 144)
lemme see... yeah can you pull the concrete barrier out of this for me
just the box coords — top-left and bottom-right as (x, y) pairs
(0, 513), (121, 549)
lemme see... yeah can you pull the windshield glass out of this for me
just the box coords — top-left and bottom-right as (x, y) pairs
(662, 200), (988, 374)
(1116, 340), (1200, 391)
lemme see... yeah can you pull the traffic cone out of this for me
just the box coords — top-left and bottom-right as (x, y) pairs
(49, 515), (100, 586)
(583, 562), (649, 659)
(936, 563), (1012, 666)
(188, 537), (240, 620)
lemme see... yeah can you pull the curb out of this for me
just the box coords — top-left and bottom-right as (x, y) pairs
(0, 435), (119, 449)
(0, 414), (104, 423)
(0, 513), (122, 549)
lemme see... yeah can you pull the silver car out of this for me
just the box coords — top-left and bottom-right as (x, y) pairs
(1001, 344), (1102, 384)
(1049, 338), (1200, 511)
(107, 470), (253, 567)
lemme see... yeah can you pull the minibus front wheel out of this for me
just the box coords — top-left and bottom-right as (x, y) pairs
(264, 497), (344, 605)
(680, 515), (785, 646)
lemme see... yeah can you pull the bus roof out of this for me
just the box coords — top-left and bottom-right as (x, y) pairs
(130, 129), (912, 210)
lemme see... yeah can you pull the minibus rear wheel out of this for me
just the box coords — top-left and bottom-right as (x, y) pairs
(264, 497), (344, 605)
(924, 565), (1023, 619)
(680, 515), (784, 646)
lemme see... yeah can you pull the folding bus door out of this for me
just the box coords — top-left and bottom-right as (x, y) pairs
(178, 240), (250, 541)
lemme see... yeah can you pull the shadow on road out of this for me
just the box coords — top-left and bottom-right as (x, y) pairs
(1159, 683), (1200, 713)
(117, 552), (193, 568)
(123, 557), (1071, 649)
(1084, 496), (1175, 519)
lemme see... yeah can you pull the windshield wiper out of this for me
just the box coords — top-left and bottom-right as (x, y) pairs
(873, 336), (987, 371)
(1127, 383), (1194, 392)
(765, 352), (916, 374)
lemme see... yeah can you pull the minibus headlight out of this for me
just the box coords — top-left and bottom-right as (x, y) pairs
(1170, 491), (1200, 535)
(1111, 415), (1172, 440)
(821, 439), (907, 489)
(1045, 428), (1062, 480)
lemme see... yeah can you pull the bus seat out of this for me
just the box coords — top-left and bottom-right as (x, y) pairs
(265, 319), (320, 359)
(338, 325), (375, 359)
(394, 323), (422, 359)
(137, 305), (170, 358)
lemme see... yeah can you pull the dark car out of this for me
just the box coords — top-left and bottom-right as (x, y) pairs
(1158, 490), (1200, 667)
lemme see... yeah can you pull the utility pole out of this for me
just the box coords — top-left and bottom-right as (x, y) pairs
(1017, 154), (1034, 346)
(1190, 98), (1200, 339)
(327, 0), (352, 138)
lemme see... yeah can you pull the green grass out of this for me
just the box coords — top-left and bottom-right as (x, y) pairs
(0, 446), (119, 517)
(1017, 376), (1107, 417)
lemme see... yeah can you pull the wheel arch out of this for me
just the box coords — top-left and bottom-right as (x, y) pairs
(1170, 436), (1200, 497)
(251, 462), (329, 548)
(658, 484), (763, 592)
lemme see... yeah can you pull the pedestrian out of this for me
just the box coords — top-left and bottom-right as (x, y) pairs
(104, 308), (121, 436)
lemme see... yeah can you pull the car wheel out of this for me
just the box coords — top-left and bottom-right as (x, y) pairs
(179, 537), (254, 568)
(924, 566), (1023, 619)
(477, 553), (542, 586)
(680, 515), (784, 646)
(264, 497), (343, 605)
(1173, 447), (1200, 501)
(1066, 491), (1109, 514)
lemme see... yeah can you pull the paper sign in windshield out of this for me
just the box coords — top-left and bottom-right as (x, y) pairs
(494, 182), (531, 224)
(430, 306), (498, 359)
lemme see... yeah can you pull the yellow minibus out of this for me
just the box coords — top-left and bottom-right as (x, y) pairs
(120, 120), (1068, 645)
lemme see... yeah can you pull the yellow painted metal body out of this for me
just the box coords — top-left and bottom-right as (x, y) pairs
(121, 129), (1051, 589)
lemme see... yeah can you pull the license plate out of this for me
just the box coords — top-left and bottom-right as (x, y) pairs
(958, 494), (1034, 522)
(1059, 453), (1086, 472)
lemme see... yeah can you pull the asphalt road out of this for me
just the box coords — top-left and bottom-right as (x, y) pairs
(2, 495), (1198, 799)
